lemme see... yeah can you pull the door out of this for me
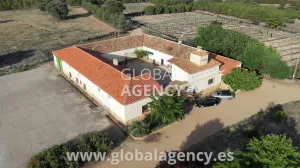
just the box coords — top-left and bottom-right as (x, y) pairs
(56, 57), (63, 72)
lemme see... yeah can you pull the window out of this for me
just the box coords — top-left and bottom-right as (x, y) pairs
(208, 78), (215, 85)
(98, 88), (101, 92)
(142, 105), (148, 114)
(147, 51), (153, 55)
(108, 96), (111, 99)
(69, 72), (72, 78)
(76, 78), (79, 83)
(83, 84), (86, 90)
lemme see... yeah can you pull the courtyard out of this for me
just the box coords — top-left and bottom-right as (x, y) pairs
(0, 63), (124, 168)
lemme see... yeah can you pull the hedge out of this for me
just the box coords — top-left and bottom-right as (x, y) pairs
(27, 132), (114, 168)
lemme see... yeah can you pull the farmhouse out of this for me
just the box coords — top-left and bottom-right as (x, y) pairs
(52, 34), (241, 124)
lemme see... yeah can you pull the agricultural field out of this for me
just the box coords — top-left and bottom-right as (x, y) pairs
(0, 6), (116, 75)
(133, 12), (300, 66)
(123, 2), (152, 14)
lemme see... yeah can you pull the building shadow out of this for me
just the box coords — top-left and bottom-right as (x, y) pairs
(180, 118), (224, 150)
(0, 49), (37, 68)
(66, 12), (91, 20)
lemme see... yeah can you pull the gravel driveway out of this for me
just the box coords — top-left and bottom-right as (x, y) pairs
(0, 63), (124, 168)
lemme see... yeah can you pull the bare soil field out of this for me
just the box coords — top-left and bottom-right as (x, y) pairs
(0, 7), (116, 75)
(0, 7), (115, 55)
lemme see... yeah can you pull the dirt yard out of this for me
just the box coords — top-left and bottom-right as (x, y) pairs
(0, 7), (116, 56)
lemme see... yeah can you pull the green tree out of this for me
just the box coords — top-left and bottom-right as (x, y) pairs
(46, 0), (69, 19)
(149, 94), (184, 124)
(134, 49), (148, 58)
(265, 14), (286, 27)
(237, 40), (265, 70)
(104, 0), (125, 13)
(144, 5), (155, 15)
(39, 0), (52, 11)
(243, 134), (300, 167)
(223, 69), (262, 91)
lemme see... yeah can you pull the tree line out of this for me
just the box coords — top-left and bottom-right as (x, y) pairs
(81, 0), (129, 31)
(144, 3), (193, 15)
(195, 23), (291, 79)
(0, 0), (149, 10)
(193, 1), (300, 27)
(144, 0), (193, 15)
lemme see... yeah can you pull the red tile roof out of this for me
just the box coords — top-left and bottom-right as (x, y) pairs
(212, 55), (242, 75)
(53, 46), (161, 105)
(78, 34), (197, 60)
(168, 57), (221, 74)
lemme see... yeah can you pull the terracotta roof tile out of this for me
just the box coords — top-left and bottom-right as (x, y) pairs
(168, 57), (221, 74)
(53, 46), (161, 105)
(78, 35), (144, 53)
(211, 55), (242, 75)
(143, 35), (197, 59)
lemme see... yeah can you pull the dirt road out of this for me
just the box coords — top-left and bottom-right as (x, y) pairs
(92, 79), (300, 168)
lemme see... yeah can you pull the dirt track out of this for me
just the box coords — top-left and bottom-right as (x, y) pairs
(92, 79), (300, 168)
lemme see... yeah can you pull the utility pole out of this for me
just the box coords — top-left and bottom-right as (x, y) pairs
(292, 56), (300, 81)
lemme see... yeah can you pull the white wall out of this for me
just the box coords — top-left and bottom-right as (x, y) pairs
(101, 47), (143, 62)
(171, 64), (189, 81)
(188, 66), (221, 92)
(59, 60), (127, 121)
(53, 55), (58, 68)
(124, 97), (152, 121)
(143, 46), (174, 65)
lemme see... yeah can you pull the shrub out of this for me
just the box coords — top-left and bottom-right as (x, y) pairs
(38, 0), (53, 11)
(273, 111), (286, 122)
(149, 94), (185, 124)
(46, 0), (69, 20)
(127, 120), (150, 137)
(223, 69), (262, 91)
(215, 134), (300, 167)
(134, 49), (148, 58)
(242, 134), (300, 167)
(104, 0), (125, 14)
(242, 123), (258, 138)
(27, 132), (114, 168)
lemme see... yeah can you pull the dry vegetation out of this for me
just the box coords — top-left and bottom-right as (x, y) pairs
(0, 6), (116, 75)
(0, 7), (115, 55)
(123, 2), (152, 14)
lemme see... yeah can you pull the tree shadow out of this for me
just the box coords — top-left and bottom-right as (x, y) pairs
(66, 12), (91, 20)
(144, 132), (162, 143)
(0, 20), (14, 24)
(180, 118), (224, 150)
(0, 49), (37, 68)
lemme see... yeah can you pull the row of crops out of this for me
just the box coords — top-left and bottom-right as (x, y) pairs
(132, 12), (300, 66)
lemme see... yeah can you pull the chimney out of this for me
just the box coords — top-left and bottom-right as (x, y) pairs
(197, 46), (202, 51)
(190, 46), (209, 66)
(178, 34), (184, 45)
(113, 58), (119, 66)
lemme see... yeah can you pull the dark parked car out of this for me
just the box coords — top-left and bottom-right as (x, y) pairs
(195, 97), (221, 108)
(211, 90), (235, 100)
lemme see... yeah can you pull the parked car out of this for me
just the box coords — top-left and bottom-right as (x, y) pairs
(211, 90), (235, 100)
(195, 97), (221, 108)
